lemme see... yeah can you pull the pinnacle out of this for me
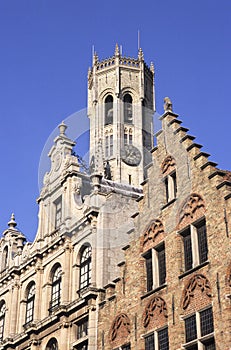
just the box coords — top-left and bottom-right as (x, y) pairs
(8, 213), (17, 228)
(58, 121), (67, 136)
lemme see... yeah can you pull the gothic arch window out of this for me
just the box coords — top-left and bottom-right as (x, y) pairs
(46, 338), (58, 350)
(0, 302), (6, 341)
(79, 245), (92, 290)
(25, 282), (35, 324)
(2, 246), (8, 271)
(49, 265), (62, 312)
(123, 93), (133, 123)
(105, 95), (113, 125)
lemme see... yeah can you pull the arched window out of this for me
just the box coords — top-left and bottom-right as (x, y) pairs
(0, 302), (6, 341)
(2, 247), (8, 271)
(105, 95), (113, 125)
(123, 94), (133, 123)
(79, 245), (92, 290)
(25, 283), (35, 324)
(50, 265), (62, 311)
(46, 338), (58, 350)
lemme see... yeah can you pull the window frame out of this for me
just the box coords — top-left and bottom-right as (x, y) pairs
(183, 307), (215, 350)
(54, 197), (62, 229)
(164, 170), (177, 203)
(180, 218), (208, 273)
(105, 95), (113, 125)
(77, 317), (88, 340)
(144, 327), (169, 350)
(25, 283), (36, 324)
(143, 242), (166, 292)
(79, 245), (92, 291)
(50, 266), (62, 312)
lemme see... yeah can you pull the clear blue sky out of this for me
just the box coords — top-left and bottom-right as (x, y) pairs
(0, 0), (230, 241)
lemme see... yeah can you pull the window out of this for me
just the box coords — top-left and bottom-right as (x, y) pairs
(123, 94), (133, 123)
(115, 344), (131, 350)
(124, 129), (132, 145)
(105, 133), (113, 158)
(76, 341), (88, 350)
(77, 318), (88, 339)
(181, 219), (208, 272)
(184, 308), (215, 349)
(164, 171), (177, 203)
(0, 302), (6, 341)
(79, 246), (92, 290)
(105, 95), (113, 125)
(2, 247), (8, 271)
(144, 243), (166, 292)
(144, 328), (169, 350)
(50, 266), (62, 311)
(55, 197), (62, 229)
(25, 283), (35, 324)
(46, 338), (58, 350)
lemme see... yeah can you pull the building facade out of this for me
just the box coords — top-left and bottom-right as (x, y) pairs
(0, 46), (230, 350)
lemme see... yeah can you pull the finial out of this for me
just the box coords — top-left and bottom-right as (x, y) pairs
(58, 121), (67, 136)
(8, 213), (17, 228)
(138, 48), (144, 61)
(150, 62), (155, 74)
(164, 97), (173, 112)
(115, 43), (120, 57)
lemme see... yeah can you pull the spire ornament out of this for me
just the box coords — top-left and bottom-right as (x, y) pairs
(8, 213), (17, 229)
(58, 121), (67, 136)
(163, 97), (173, 112)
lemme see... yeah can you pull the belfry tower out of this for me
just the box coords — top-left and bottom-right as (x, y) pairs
(88, 44), (155, 187)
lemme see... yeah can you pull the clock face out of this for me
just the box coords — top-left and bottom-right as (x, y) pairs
(121, 144), (142, 166)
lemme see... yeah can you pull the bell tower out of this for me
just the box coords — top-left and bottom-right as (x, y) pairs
(88, 44), (155, 187)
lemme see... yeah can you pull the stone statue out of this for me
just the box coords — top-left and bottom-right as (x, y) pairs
(104, 161), (112, 180)
(164, 97), (173, 112)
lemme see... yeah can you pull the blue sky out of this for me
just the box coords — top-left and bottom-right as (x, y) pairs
(0, 0), (230, 241)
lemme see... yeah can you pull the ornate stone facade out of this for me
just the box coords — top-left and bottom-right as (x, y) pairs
(0, 46), (230, 350)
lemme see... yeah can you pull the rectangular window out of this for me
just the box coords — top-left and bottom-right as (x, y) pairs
(105, 136), (109, 158)
(124, 133), (128, 145)
(144, 244), (166, 292)
(110, 134), (113, 157)
(76, 340), (88, 350)
(145, 251), (153, 292)
(145, 328), (169, 350)
(158, 327), (169, 350)
(185, 314), (197, 342)
(55, 197), (62, 229)
(129, 134), (132, 145)
(183, 228), (193, 271)
(181, 219), (208, 272)
(145, 333), (155, 350)
(197, 222), (208, 264)
(77, 318), (88, 339)
(200, 308), (214, 337)
(157, 245), (166, 286)
(164, 171), (177, 203)
(184, 308), (215, 349)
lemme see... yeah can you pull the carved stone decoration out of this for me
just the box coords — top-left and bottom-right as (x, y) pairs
(178, 193), (205, 228)
(163, 97), (173, 112)
(110, 313), (131, 342)
(161, 155), (176, 175)
(143, 219), (165, 247)
(143, 296), (168, 328)
(182, 274), (212, 310)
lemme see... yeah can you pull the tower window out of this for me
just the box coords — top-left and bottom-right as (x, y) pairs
(123, 94), (133, 123)
(77, 317), (88, 339)
(0, 302), (6, 341)
(54, 197), (62, 229)
(25, 283), (35, 324)
(79, 245), (92, 290)
(2, 246), (8, 271)
(181, 219), (208, 272)
(105, 95), (113, 125)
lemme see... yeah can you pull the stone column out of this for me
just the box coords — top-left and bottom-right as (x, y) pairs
(9, 280), (20, 336)
(34, 264), (44, 321)
(62, 241), (72, 304)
